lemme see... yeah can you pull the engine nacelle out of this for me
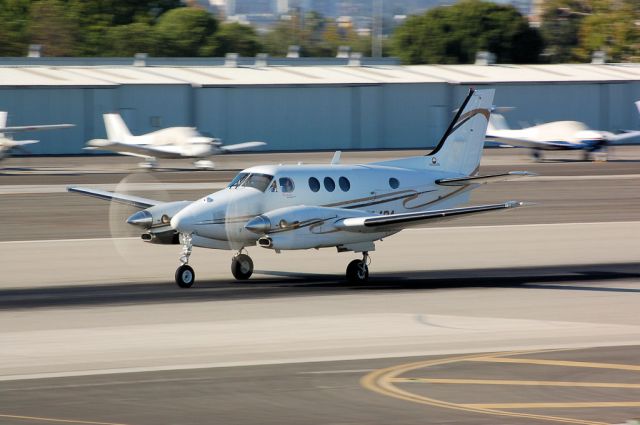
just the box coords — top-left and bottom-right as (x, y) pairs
(245, 205), (381, 250)
(127, 200), (192, 229)
(141, 227), (180, 244)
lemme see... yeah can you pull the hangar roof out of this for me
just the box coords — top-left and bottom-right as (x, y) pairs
(0, 63), (638, 87)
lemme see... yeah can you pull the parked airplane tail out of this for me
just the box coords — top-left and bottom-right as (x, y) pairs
(104, 113), (132, 142)
(425, 88), (494, 175)
(0, 111), (6, 138)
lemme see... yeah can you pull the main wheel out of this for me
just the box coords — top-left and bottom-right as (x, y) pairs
(231, 254), (253, 280)
(346, 259), (369, 283)
(175, 264), (195, 288)
(531, 149), (542, 161)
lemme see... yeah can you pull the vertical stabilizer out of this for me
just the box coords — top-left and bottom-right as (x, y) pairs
(426, 89), (494, 175)
(104, 113), (132, 142)
(0, 111), (7, 137)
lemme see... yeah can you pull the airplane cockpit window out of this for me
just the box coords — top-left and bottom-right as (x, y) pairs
(242, 173), (274, 192)
(228, 172), (249, 188)
(279, 177), (295, 193)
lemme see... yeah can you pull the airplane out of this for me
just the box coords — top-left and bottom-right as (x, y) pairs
(0, 111), (74, 162)
(68, 88), (534, 288)
(84, 113), (266, 169)
(486, 102), (640, 161)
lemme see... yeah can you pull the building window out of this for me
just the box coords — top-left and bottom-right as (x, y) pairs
(324, 177), (335, 192)
(338, 176), (350, 192)
(279, 177), (295, 193)
(389, 178), (399, 189)
(309, 177), (320, 192)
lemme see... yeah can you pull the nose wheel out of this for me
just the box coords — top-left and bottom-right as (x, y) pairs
(231, 251), (254, 280)
(346, 252), (370, 283)
(174, 233), (195, 288)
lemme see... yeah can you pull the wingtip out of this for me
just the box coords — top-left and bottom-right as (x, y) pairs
(505, 200), (535, 208)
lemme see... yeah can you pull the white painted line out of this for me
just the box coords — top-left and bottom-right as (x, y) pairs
(298, 369), (375, 375)
(0, 182), (227, 195)
(0, 237), (138, 245)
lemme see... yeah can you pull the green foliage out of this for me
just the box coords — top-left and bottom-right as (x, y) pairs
(104, 23), (157, 57)
(28, 0), (77, 56)
(154, 7), (218, 56)
(212, 23), (261, 57)
(0, 0), (31, 56)
(539, 0), (591, 62)
(391, 0), (543, 64)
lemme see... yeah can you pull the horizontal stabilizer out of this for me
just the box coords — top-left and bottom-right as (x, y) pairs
(0, 123), (74, 133)
(436, 171), (536, 186)
(67, 186), (160, 209)
(336, 201), (527, 233)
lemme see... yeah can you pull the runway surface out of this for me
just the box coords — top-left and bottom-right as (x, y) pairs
(1, 148), (639, 424)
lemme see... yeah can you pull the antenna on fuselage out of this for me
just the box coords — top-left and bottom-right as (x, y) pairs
(331, 151), (341, 165)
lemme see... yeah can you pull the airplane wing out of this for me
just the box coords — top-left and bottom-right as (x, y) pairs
(335, 201), (526, 233)
(67, 186), (160, 209)
(436, 171), (535, 186)
(607, 130), (640, 144)
(84, 139), (183, 159)
(219, 141), (266, 153)
(485, 134), (582, 150)
(5, 139), (40, 147)
(1, 124), (74, 133)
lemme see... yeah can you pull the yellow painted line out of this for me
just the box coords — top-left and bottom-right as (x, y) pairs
(0, 414), (127, 425)
(471, 357), (640, 371)
(392, 378), (640, 388)
(463, 402), (640, 409)
(361, 349), (608, 425)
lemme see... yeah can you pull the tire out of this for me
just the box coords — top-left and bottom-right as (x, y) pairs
(231, 254), (253, 280)
(346, 259), (369, 283)
(175, 264), (195, 288)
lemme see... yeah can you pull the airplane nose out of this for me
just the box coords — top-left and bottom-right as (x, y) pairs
(171, 210), (194, 233)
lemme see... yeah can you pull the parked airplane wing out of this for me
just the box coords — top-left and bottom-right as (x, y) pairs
(336, 201), (526, 233)
(219, 141), (266, 153)
(67, 186), (160, 209)
(607, 130), (640, 144)
(1, 124), (75, 133)
(485, 134), (581, 150)
(84, 139), (183, 159)
(436, 171), (535, 186)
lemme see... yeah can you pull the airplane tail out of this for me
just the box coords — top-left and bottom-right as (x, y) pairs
(0, 111), (7, 138)
(425, 88), (494, 175)
(104, 113), (132, 142)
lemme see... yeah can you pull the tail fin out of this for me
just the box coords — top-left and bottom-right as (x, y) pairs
(426, 88), (494, 175)
(0, 111), (6, 138)
(104, 113), (132, 142)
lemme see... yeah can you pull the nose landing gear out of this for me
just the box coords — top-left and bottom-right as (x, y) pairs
(346, 252), (370, 283)
(231, 249), (254, 280)
(175, 233), (195, 288)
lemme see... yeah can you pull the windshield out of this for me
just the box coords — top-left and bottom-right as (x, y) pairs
(228, 172), (249, 188)
(228, 172), (273, 192)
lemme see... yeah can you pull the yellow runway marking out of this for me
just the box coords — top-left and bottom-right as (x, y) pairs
(0, 414), (127, 425)
(464, 402), (640, 409)
(392, 377), (640, 388)
(471, 357), (640, 371)
(361, 348), (640, 425)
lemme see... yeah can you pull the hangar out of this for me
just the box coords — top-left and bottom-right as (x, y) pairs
(0, 59), (639, 155)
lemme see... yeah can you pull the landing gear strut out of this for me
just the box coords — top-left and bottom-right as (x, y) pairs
(346, 252), (370, 283)
(231, 249), (254, 280)
(175, 233), (195, 288)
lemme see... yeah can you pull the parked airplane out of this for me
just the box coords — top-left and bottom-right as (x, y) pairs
(0, 111), (74, 161)
(69, 89), (533, 288)
(486, 102), (640, 160)
(85, 113), (266, 169)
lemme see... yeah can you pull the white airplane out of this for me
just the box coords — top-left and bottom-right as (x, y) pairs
(69, 89), (534, 288)
(0, 111), (74, 161)
(486, 102), (640, 160)
(85, 113), (266, 169)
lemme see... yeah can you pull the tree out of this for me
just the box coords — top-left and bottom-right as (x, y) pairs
(539, 0), (591, 62)
(212, 23), (262, 57)
(104, 23), (157, 57)
(28, 0), (77, 56)
(391, 0), (544, 64)
(0, 0), (33, 56)
(153, 7), (218, 56)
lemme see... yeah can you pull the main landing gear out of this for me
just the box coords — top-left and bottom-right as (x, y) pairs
(346, 252), (370, 283)
(231, 249), (254, 280)
(175, 233), (195, 288)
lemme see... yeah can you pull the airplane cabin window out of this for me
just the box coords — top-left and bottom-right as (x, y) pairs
(338, 176), (350, 192)
(309, 177), (320, 192)
(324, 177), (336, 192)
(279, 177), (295, 193)
(389, 177), (400, 189)
(228, 172), (249, 188)
(242, 173), (274, 192)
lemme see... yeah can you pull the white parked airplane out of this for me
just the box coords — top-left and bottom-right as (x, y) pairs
(85, 113), (266, 169)
(69, 89), (533, 287)
(0, 111), (74, 161)
(486, 102), (640, 160)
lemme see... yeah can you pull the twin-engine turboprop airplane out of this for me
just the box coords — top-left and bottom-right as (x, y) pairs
(486, 101), (640, 161)
(0, 111), (74, 162)
(85, 113), (266, 169)
(69, 89), (534, 287)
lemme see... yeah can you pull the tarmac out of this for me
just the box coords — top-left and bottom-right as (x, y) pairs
(0, 148), (639, 425)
